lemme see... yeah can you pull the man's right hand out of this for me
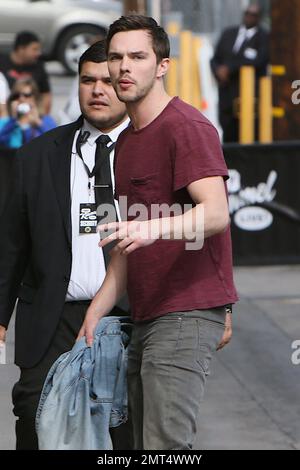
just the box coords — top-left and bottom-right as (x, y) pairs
(0, 325), (7, 344)
(216, 65), (230, 84)
(76, 310), (101, 347)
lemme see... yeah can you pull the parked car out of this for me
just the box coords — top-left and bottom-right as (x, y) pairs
(0, 0), (122, 74)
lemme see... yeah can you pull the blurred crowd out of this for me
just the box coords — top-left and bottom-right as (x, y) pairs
(0, 31), (56, 149)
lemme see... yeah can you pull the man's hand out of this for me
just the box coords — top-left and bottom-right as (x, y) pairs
(76, 310), (100, 347)
(216, 65), (230, 85)
(98, 220), (160, 255)
(217, 312), (232, 350)
(0, 325), (7, 344)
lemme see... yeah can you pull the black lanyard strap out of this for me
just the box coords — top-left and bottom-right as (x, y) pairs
(75, 130), (116, 179)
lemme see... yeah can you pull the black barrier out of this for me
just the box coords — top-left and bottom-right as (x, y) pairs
(0, 147), (16, 216)
(224, 141), (300, 265)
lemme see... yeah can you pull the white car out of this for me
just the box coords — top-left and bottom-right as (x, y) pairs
(0, 0), (122, 74)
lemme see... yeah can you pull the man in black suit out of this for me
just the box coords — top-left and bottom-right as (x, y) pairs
(0, 41), (130, 449)
(211, 4), (269, 142)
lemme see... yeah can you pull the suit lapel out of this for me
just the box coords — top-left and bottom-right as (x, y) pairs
(48, 118), (82, 246)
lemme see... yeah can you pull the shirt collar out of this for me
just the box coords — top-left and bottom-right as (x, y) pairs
(82, 118), (130, 146)
(240, 25), (258, 38)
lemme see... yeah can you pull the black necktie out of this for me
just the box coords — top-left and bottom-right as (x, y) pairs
(94, 135), (130, 315)
(94, 134), (117, 225)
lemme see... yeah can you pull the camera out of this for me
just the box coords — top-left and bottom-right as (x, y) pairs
(17, 102), (31, 116)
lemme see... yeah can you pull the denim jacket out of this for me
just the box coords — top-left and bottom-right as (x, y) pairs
(35, 316), (132, 450)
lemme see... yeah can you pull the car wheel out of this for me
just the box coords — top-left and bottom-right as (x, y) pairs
(57, 25), (106, 75)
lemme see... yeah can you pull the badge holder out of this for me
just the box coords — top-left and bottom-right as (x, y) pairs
(79, 203), (97, 234)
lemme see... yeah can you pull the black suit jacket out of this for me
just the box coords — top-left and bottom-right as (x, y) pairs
(0, 119), (128, 368)
(211, 26), (269, 112)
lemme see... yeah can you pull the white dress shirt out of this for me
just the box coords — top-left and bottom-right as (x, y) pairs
(232, 25), (258, 54)
(66, 117), (130, 301)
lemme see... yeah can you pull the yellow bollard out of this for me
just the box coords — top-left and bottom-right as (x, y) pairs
(272, 107), (285, 118)
(192, 36), (202, 109)
(167, 21), (180, 35)
(166, 22), (180, 97)
(179, 31), (193, 105)
(239, 66), (255, 144)
(259, 76), (273, 143)
(270, 65), (286, 76)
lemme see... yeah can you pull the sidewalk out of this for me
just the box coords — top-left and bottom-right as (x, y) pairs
(1, 265), (300, 450)
(197, 265), (300, 450)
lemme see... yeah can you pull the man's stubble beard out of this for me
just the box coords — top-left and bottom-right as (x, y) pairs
(115, 75), (156, 104)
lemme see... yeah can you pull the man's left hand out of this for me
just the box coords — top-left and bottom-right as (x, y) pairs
(217, 312), (232, 350)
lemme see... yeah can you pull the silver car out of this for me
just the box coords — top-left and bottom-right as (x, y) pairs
(0, 0), (122, 74)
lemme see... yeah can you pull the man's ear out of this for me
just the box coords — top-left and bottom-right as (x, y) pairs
(157, 58), (170, 78)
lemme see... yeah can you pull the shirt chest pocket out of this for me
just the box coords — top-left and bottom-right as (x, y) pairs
(129, 173), (159, 206)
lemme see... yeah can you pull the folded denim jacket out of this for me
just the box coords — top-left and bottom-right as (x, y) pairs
(35, 316), (132, 450)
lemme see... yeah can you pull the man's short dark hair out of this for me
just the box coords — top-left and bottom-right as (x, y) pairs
(78, 40), (107, 75)
(14, 31), (40, 50)
(106, 15), (170, 63)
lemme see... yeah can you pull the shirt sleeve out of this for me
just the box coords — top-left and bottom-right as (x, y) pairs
(172, 120), (229, 191)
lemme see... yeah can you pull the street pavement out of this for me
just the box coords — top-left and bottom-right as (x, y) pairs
(0, 64), (299, 450)
(196, 265), (300, 450)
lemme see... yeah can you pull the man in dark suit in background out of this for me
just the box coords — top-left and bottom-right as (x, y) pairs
(0, 41), (130, 449)
(211, 4), (269, 142)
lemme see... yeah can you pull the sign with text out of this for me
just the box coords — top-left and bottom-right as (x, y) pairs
(224, 142), (300, 265)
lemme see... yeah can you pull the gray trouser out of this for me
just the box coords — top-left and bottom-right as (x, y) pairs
(127, 309), (226, 450)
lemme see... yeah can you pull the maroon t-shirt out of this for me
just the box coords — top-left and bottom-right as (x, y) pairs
(115, 97), (238, 322)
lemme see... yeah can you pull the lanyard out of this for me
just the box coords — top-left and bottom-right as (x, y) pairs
(75, 130), (116, 179)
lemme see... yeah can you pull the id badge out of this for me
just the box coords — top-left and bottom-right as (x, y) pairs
(79, 203), (97, 234)
(244, 47), (257, 60)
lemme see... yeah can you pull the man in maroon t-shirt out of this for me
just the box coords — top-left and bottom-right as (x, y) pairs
(78, 15), (238, 450)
